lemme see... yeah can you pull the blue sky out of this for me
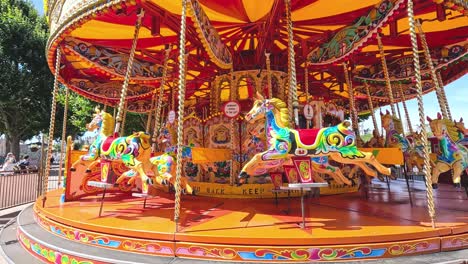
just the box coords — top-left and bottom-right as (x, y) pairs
(29, 1), (467, 132)
(364, 75), (468, 132)
(31, 0), (43, 14)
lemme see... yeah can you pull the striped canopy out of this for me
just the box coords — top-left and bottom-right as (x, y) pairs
(45, 0), (467, 113)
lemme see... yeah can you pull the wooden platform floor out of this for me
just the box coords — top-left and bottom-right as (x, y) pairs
(35, 179), (468, 246)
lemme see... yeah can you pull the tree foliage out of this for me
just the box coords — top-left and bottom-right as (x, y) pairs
(55, 87), (146, 139)
(55, 86), (97, 137)
(0, 0), (152, 157)
(0, 0), (53, 157)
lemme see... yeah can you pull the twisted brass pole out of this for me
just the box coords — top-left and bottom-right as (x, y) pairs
(416, 21), (448, 120)
(58, 86), (69, 187)
(120, 102), (127, 135)
(146, 105), (154, 133)
(364, 81), (379, 137)
(408, 0), (436, 228)
(398, 83), (414, 134)
(343, 63), (359, 137)
(114, 10), (144, 134)
(42, 47), (62, 207)
(437, 71), (452, 120)
(285, 0), (298, 126)
(265, 52), (273, 98)
(229, 66), (236, 185)
(304, 62), (309, 103)
(376, 34), (396, 117)
(304, 62), (310, 128)
(395, 96), (404, 135)
(151, 48), (171, 152)
(174, 0), (188, 232)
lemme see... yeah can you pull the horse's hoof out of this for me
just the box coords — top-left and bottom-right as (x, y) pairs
(239, 171), (250, 179)
(85, 169), (91, 173)
(454, 183), (461, 188)
(432, 183), (438, 189)
(191, 189), (196, 196)
(236, 177), (248, 186)
(70, 167), (76, 172)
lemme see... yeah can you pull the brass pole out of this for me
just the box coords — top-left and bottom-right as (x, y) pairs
(151, 48), (171, 152)
(437, 71), (452, 120)
(58, 86), (69, 187)
(376, 34), (397, 117)
(408, 0), (436, 228)
(343, 63), (359, 137)
(285, 0), (298, 126)
(265, 52), (273, 98)
(364, 81), (379, 137)
(114, 10), (144, 134)
(304, 62), (310, 128)
(174, 0), (188, 232)
(42, 47), (62, 207)
(398, 83), (414, 134)
(416, 21), (448, 120)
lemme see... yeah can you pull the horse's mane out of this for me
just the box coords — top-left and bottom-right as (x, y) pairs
(443, 119), (459, 142)
(381, 113), (403, 134)
(268, 98), (290, 127)
(392, 116), (403, 134)
(101, 111), (115, 137)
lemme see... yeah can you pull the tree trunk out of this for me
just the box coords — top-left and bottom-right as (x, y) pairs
(9, 134), (20, 161)
(5, 134), (11, 155)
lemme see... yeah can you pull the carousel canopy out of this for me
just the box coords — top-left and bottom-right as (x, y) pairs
(45, 0), (467, 113)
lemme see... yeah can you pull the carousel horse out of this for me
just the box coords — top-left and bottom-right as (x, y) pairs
(427, 113), (468, 188)
(405, 131), (426, 173)
(71, 108), (155, 193)
(363, 129), (385, 148)
(454, 118), (468, 147)
(238, 93), (390, 184)
(380, 111), (425, 177)
(145, 116), (196, 195)
(243, 100), (352, 185)
(380, 110), (405, 148)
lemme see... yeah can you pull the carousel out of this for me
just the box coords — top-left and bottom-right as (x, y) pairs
(4, 0), (468, 262)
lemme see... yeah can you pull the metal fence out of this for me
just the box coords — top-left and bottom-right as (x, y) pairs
(0, 166), (62, 210)
(0, 170), (43, 210)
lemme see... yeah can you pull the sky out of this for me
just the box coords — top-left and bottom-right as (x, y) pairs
(29, 1), (467, 133)
(363, 75), (468, 132)
(31, 0), (43, 14)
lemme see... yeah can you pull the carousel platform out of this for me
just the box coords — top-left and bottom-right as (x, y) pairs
(5, 179), (468, 263)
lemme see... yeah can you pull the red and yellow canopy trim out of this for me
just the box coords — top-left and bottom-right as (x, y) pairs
(307, 0), (404, 65)
(187, 0), (233, 69)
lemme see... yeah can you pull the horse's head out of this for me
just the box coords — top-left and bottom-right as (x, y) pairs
(135, 132), (151, 149)
(86, 107), (103, 132)
(157, 127), (171, 144)
(454, 117), (465, 133)
(380, 109), (392, 130)
(412, 131), (423, 148)
(245, 92), (269, 123)
(427, 113), (445, 139)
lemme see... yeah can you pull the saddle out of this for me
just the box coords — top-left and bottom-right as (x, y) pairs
(101, 132), (119, 152)
(295, 129), (320, 146)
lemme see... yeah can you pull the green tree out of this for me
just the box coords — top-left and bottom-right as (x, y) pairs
(56, 86), (97, 137)
(0, 0), (53, 157)
(55, 86), (146, 139)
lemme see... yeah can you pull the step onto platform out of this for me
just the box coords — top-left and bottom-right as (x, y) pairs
(1, 204), (467, 263)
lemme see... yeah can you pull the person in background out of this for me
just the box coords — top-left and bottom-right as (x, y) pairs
(0, 153), (16, 175)
(18, 155), (30, 170)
